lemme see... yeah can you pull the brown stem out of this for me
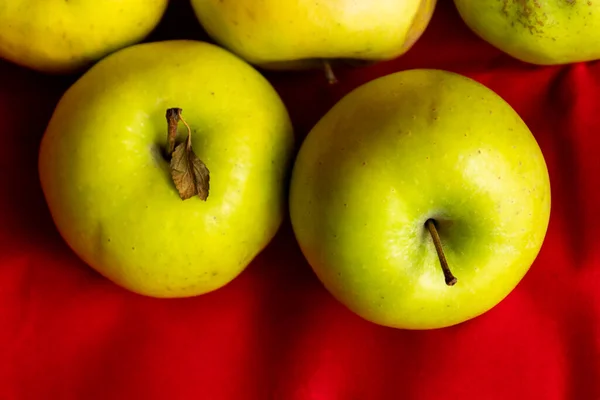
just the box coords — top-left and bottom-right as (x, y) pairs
(323, 60), (338, 85)
(425, 219), (457, 286)
(178, 112), (193, 151)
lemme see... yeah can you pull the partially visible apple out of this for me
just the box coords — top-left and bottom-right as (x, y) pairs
(189, 0), (436, 78)
(0, 0), (168, 74)
(454, 0), (600, 65)
(38, 40), (295, 298)
(289, 69), (551, 329)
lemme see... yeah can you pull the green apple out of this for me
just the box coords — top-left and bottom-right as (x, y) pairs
(289, 69), (551, 329)
(0, 0), (168, 74)
(454, 0), (600, 65)
(189, 0), (436, 75)
(38, 40), (295, 298)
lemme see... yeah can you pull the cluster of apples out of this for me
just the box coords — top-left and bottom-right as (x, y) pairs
(6, 0), (588, 330)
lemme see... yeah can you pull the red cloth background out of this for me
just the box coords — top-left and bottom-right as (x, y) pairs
(1, 1), (599, 399)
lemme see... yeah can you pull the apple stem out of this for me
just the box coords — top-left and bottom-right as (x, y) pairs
(323, 60), (338, 85)
(178, 112), (194, 151)
(425, 219), (457, 286)
(165, 108), (193, 156)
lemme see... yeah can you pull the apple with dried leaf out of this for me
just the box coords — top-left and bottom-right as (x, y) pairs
(38, 40), (295, 298)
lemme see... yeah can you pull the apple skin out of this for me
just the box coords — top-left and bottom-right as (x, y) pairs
(454, 0), (600, 65)
(38, 40), (295, 298)
(289, 69), (551, 330)
(189, 0), (436, 70)
(0, 0), (168, 74)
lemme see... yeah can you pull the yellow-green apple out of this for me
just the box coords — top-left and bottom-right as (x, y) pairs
(289, 69), (551, 330)
(38, 40), (295, 298)
(0, 0), (168, 74)
(454, 0), (600, 65)
(189, 0), (437, 76)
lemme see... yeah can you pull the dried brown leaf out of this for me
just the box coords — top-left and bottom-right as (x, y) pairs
(170, 139), (210, 201)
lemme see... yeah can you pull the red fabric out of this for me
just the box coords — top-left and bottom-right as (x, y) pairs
(1, 0), (599, 398)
